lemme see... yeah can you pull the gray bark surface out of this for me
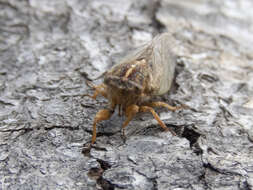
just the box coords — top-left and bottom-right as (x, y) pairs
(0, 0), (252, 189)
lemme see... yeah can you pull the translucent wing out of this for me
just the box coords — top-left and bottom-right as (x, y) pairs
(149, 33), (178, 95)
(107, 33), (179, 95)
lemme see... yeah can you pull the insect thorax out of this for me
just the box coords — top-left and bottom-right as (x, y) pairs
(104, 59), (152, 93)
(104, 59), (153, 108)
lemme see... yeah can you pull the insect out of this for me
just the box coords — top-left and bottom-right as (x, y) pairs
(87, 33), (181, 145)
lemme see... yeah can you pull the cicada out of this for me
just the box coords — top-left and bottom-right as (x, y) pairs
(87, 33), (181, 144)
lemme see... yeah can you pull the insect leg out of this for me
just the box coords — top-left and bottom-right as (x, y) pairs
(91, 109), (114, 144)
(146, 102), (182, 111)
(118, 104), (122, 116)
(139, 106), (176, 136)
(121, 105), (139, 137)
(84, 82), (107, 99)
(91, 84), (107, 99)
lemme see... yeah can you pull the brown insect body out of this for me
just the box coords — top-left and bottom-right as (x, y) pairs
(104, 59), (152, 112)
(88, 33), (180, 145)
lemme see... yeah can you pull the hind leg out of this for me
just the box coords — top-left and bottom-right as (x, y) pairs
(120, 104), (177, 141)
(145, 101), (182, 111)
(139, 105), (176, 136)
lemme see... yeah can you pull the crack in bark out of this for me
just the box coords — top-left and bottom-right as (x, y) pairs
(151, 0), (164, 32)
(87, 159), (115, 190)
(181, 126), (202, 155)
(0, 128), (33, 133)
(0, 100), (15, 106)
(198, 168), (211, 190)
(204, 162), (244, 177)
(44, 125), (79, 131)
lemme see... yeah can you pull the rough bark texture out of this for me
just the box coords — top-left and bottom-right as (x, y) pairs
(0, 0), (253, 189)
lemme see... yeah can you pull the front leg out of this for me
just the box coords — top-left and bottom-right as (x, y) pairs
(121, 105), (139, 137)
(85, 81), (108, 100)
(91, 108), (114, 144)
